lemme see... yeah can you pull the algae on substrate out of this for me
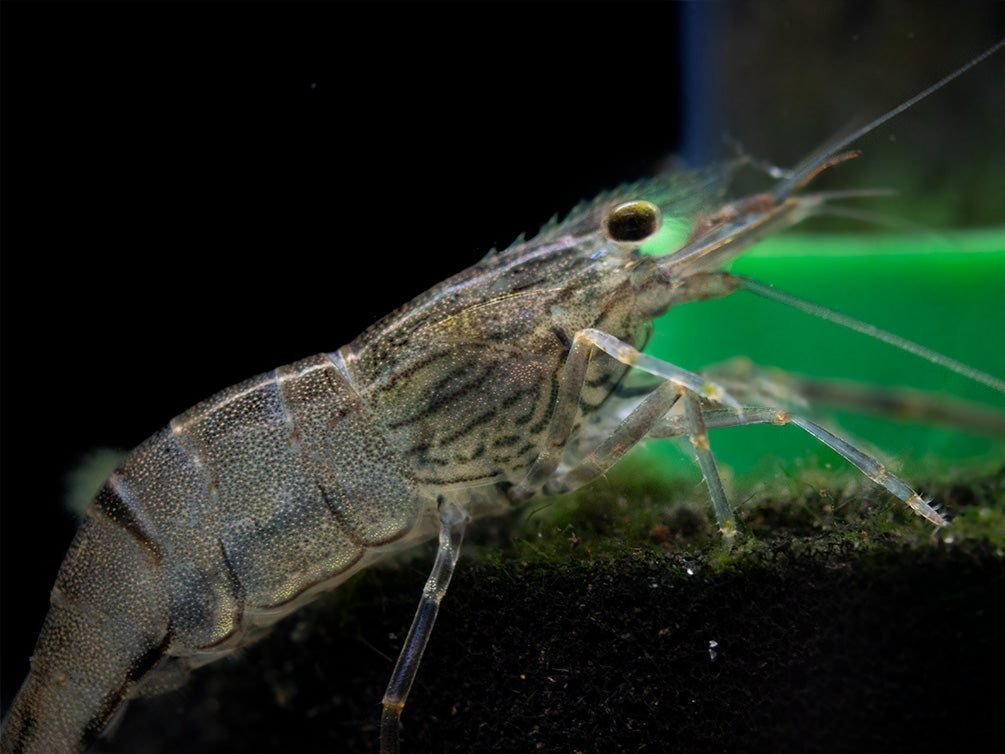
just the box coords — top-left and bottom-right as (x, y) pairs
(104, 461), (1005, 753)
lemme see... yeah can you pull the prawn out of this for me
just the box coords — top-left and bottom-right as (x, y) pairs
(2, 39), (1004, 754)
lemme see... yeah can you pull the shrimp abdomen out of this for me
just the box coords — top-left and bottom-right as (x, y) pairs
(1, 505), (171, 753)
(2, 351), (430, 752)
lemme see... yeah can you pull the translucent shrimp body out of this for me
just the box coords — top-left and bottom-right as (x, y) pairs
(2, 41), (1002, 754)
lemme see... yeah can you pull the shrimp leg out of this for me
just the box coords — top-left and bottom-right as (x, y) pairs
(702, 357), (1005, 436)
(650, 406), (946, 526)
(682, 394), (735, 539)
(510, 327), (944, 545)
(509, 328), (739, 503)
(380, 500), (468, 754)
(539, 378), (738, 541)
(503, 329), (741, 539)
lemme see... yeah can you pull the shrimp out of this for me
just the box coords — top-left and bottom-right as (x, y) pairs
(3, 32), (1004, 754)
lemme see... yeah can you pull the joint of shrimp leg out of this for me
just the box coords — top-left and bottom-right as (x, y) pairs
(689, 431), (711, 451)
(719, 519), (739, 540)
(866, 464), (890, 485)
(382, 698), (406, 715)
(701, 381), (722, 401)
(699, 381), (741, 412)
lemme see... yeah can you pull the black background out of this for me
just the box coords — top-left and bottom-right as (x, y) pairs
(2, 1), (1003, 746)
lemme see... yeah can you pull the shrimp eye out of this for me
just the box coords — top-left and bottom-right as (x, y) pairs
(604, 200), (663, 242)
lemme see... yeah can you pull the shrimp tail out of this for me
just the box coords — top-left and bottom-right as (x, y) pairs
(1, 487), (171, 753)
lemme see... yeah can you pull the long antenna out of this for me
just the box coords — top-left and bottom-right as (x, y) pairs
(775, 39), (1005, 198)
(734, 275), (1005, 395)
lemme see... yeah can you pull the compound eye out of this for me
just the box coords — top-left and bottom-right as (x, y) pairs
(604, 200), (663, 242)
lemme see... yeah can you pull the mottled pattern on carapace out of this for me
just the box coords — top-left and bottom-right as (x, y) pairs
(345, 227), (656, 487)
